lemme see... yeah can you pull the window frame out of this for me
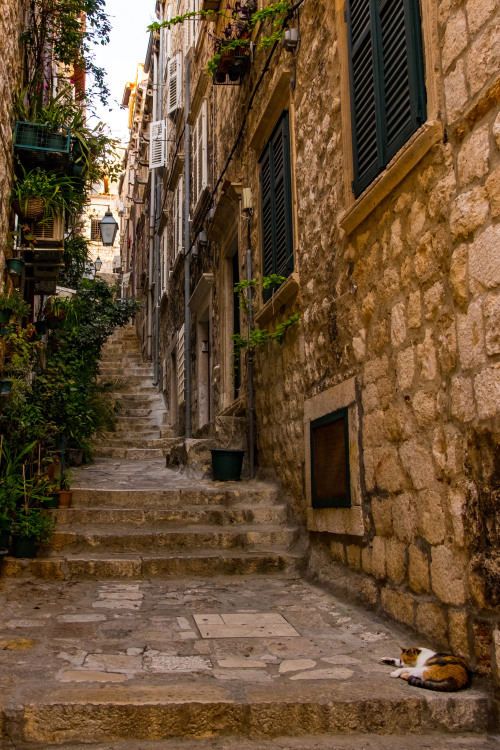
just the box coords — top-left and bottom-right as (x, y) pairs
(310, 407), (351, 510)
(345, 0), (427, 198)
(258, 110), (294, 301)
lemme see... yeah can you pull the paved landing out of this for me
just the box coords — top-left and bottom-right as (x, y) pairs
(0, 574), (493, 746)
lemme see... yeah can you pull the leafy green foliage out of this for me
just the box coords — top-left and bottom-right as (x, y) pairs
(230, 275), (300, 378)
(11, 164), (86, 221)
(149, 0), (292, 75)
(0, 290), (31, 319)
(22, 0), (112, 107)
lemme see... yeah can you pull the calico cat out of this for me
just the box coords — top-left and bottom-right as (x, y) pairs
(379, 647), (470, 692)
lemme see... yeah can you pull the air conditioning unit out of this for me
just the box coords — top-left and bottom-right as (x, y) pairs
(30, 212), (65, 248)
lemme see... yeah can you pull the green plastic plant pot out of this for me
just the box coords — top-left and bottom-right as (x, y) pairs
(43, 494), (59, 509)
(0, 310), (11, 324)
(0, 379), (12, 395)
(12, 535), (37, 559)
(0, 529), (9, 550)
(6, 258), (25, 276)
(211, 449), (244, 481)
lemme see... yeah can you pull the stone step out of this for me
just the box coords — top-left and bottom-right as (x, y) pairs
(47, 524), (299, 554)
(55, 503), (290, 528)
(92, 447), (165, 459)
(96, 432), (161, 443)
(1, 549), (304, 580)
(11, 735), (497, 750)
(0, 680), (489, 743)
(70, 487), (279, 509)
(93, 436), (165, 449)
(115, 394), (164, 406)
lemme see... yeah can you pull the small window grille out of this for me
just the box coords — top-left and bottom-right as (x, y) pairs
(91, 218), (102, 241)
(310, 408), (351, 509)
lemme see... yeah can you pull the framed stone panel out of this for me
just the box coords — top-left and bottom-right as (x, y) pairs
(304, 377), (364, 536)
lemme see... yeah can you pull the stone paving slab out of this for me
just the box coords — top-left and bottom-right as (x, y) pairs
(0, 574), (492, 746)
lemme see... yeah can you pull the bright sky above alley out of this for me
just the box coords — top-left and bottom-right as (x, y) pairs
(92, 0), (156, 140)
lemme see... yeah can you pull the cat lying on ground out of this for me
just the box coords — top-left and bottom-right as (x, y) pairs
(379, 647), (470, 691)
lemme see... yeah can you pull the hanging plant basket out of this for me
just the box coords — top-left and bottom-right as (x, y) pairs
(6, 258), (25, 276)
(11, 196), (45, 221)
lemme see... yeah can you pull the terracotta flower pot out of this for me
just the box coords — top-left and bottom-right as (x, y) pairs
(58, 490), (72, 508)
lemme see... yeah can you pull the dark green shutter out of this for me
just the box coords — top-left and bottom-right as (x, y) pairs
(259, 111), (294, 300)
(347, 0), (426, 197)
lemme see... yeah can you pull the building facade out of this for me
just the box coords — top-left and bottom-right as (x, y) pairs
(119, 0), (500, 683)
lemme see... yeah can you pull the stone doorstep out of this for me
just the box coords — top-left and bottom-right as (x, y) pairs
(0, 683), (491, 744)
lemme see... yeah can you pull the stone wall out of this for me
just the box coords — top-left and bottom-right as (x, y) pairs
(0, 0), (28, 284)
(133, 0), (500, 684)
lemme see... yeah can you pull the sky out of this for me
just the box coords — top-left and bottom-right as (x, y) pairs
(89, 0), (158, 142)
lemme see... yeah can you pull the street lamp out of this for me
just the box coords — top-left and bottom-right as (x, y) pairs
(98, 208), (119, 247)
(94, 256), (102, 272)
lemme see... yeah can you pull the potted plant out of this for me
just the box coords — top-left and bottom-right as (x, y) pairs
(10, 507), (55, 558)
(10, 164), (83, 222)
(0, 289), (30, 324)
(57, 470), (72, 507)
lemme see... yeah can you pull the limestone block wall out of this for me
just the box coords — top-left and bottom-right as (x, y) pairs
(0, 0), (28, 282)
(152, 0), (500, 683)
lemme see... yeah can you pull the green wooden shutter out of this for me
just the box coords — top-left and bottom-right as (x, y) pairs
(259, 111), (294, 301)
(347, 0), (426, 197)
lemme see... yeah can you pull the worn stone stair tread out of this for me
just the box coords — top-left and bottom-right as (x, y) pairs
(55, 505), (289, 526)
(51, 522), (297, 536)
(22, 734), (499, 750)
(0, 681), (490, 744)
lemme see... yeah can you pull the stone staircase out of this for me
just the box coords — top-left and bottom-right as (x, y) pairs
(1, 482), (305, 580)
(0, 323), (495, 748)
(93, 325), (171, 460)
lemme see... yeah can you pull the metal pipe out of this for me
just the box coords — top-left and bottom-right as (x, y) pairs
(245, 215), (255, 479)
(147, 52), (157, 362)
(153, 13), (164, 387)
(184, 57), (192, 439)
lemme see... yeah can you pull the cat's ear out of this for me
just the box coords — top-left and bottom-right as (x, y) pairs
(399, 646), (405, 652)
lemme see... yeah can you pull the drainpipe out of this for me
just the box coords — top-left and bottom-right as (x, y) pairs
(147, 52), (158, 362)
(153, 14), (164, 387)
(245, 213), (255, 479)
(184, 56), (192, 439)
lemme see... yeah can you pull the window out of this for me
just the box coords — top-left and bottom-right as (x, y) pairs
(259, 110), (293, 299)
(346, 0), (426, 197)
(90, 218), (102, 241)
(192, 100), (208, 209)
(310, 408), (351, 509)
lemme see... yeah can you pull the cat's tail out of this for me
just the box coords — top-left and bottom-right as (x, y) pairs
(407, 675), (465, 692)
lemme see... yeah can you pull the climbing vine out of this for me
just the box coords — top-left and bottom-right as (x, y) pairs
(232, 275), (300, 358)
(149, 1), (292, 76)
